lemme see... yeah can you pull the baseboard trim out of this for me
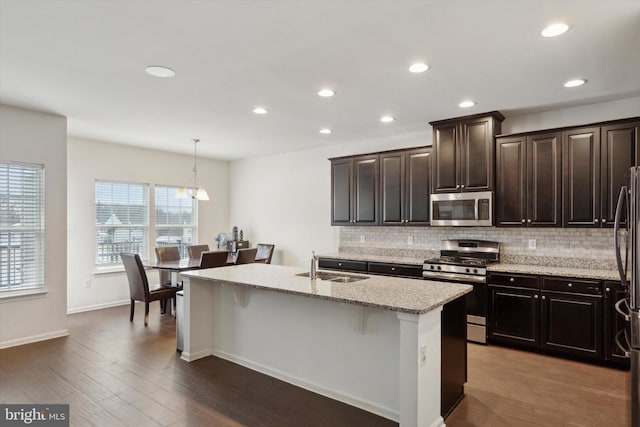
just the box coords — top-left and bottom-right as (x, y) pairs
(181, 348), (213, 362)
(211, 348), (399, 422)
(0, 329), (70, 349)
(67, 299), (130, 314)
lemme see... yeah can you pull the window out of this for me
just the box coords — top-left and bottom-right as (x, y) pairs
(0, 162), (45, 291)
(95, 181), (148, 265)
(155, 186), (197, 258)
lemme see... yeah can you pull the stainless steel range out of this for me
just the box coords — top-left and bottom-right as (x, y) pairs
(423, 239), (500, 344)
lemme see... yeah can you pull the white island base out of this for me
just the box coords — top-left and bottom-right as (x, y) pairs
(182, 265), (470, 427)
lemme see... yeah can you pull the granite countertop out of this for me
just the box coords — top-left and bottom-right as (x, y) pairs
(183, 263), (472, 315)
(318, 252), (428, 266)
(487, 263), (623, 281)
(319, 252), (623, 282)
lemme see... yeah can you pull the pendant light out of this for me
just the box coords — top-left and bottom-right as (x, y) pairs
(176, 139), (210, 201)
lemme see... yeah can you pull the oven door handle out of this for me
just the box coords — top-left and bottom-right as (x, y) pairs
(422, 271), (486, 283)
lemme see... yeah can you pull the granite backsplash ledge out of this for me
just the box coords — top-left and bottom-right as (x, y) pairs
(338, 226), (618, 270)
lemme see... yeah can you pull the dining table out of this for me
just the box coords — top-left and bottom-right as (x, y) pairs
(145, 253), (237, 286)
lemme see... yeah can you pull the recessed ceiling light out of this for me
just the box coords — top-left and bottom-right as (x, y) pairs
(319, 128), (332, 134)
(253, 107), (268, 114)
(409, 63), (429, 73)
(380, 116), (395, 123)
(145, 65), (176, 78)
(564, 79), (586, 88)
(541, 23), (569, 37)
(459, 100), (476, 108)
(317, 89), (335, 97)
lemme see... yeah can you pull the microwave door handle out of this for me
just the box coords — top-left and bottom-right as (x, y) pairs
(474, 199), (479, 220)
(614, 186), (628, 287)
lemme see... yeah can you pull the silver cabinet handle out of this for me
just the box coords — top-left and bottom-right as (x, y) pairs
(542, 295), (546, 300)
(527, 219), (532, 223)
(391, 267), (396, 271)
(567, 283), (573, 288)
(606, 287), (611, 292)
(521, 219), (526, 223)
(534, 295), (539, 299)
(456, 184), (460, 189)
(509, 277), (514, 282)
(602, 219), (607, 224)
(595, 218), (599, 223)
(461, 184), (465, 188)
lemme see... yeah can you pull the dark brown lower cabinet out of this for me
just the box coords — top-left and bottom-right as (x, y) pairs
(441, 296), (466, 419)
(489, 283), (540, 349)
(488, 272), (620, 367)
(540, 291), (602, 361)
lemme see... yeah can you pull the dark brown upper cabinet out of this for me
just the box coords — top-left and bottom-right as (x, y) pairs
(563, 121), (639, 227)
(431, 111), (504, 193)
(496, 132), (561, 227)
(331, 154), (379, 225)
(380, 147), (432, 225)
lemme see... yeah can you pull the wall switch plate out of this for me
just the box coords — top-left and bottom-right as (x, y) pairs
(528, 239), (536, 250)
(419, 345), (426, 367)
(407, 236), (413, 245)
(360, 235), (365, 243)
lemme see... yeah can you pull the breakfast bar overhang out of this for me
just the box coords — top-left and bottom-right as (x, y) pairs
(182, 264), (471, 427)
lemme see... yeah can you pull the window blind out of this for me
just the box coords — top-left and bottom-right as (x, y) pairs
(0, 162), (45, 290)
(155, 186), (197, 258)
(95, 181), (149, 265)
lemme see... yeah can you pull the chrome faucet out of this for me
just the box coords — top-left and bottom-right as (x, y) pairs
(310, 251), (318, 280)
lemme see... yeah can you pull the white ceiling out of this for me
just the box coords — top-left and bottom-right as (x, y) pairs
(1, 0), (639, 160)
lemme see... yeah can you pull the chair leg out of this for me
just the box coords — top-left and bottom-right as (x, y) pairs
(144, 302), (150, 326)
(160, 299), (165, 313)
(130, 299), (135, 322)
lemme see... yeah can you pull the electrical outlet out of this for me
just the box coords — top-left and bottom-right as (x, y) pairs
(419, 345), (427, 367)
(360, 235), (365, 243)
(407, 236), (414, 245)
(528, 239), (536, 250)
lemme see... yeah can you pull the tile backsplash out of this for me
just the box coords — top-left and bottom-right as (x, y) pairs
(339, 226), (619, 270)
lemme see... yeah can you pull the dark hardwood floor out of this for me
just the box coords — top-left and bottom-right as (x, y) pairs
(0, 304), (631, 426)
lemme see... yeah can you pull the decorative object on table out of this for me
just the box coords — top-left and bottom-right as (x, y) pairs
(176, 138), (210, 201)
(232, 226), (238, 242)
(121, 253), (178, 326)
(240, 229), (244, 240)
(215, 232), (230, 250)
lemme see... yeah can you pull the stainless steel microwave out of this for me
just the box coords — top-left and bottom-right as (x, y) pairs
(430, 191), (493, 226)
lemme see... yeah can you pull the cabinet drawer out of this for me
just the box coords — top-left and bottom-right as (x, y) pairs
(368, 262), (423, 278)
(542, 277), (602, 295)
(318, 258), (368, 272)
(489, 272), (539, 289)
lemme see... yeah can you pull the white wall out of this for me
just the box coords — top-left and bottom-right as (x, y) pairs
(67, 137), (230, 313)
(230, 96), (640, 268)
(0, 104), (68, 348)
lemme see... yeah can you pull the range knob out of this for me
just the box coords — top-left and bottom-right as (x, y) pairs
(437, 266), (442, 270)
(465, 268), (470, 273)
(430, 265), (435, 270)
(473, 269), (478, 274)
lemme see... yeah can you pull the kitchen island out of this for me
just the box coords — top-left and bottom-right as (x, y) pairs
(182, 263), (471, 427)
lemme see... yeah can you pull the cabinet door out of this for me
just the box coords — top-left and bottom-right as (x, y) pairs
(331, 159), (353, 225)
(405, 148), (432, 225)
(563, 127), (601, 227)
(433, 123), (459, 193)
(353, 155), (379, 224)
(488, 285), (540, 348)
(604, 281), (630, 367)
(528, 132), (562, 226)
(379, 152), (405, 225)
(600, 122), (639, 227)
(541, 291), (602, 360)
(461, 117), (496, 192)
(496, 136), (526, 226)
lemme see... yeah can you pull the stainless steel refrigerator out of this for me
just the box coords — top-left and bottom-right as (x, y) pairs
(615, 166), (640, 426)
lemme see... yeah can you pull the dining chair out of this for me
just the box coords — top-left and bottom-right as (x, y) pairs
(121, 253), (178, 326)
(255, 243), (275, 264)
(199, 250), (230, 268)
(155, 246), (180, 287)
(235, 248), (258, 265)
(188, 244), (210, 260)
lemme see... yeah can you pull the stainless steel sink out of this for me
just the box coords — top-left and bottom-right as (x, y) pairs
(296, 271), (369, 283)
